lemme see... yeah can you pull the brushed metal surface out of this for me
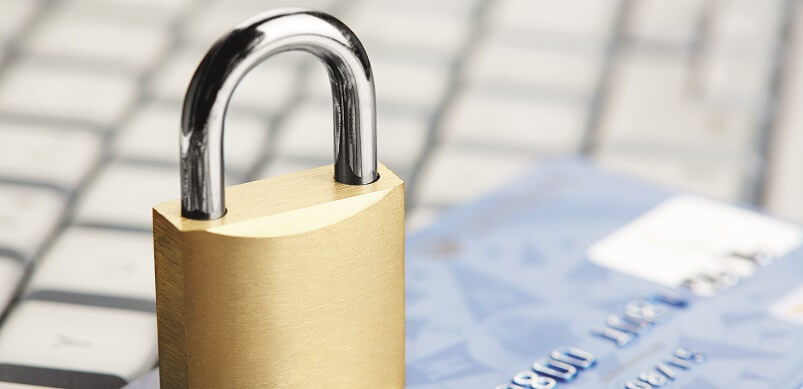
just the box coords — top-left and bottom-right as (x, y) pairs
(153, 164), (404, 388)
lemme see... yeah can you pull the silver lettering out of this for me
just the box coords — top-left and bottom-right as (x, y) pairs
(625, 380), (651, 389)
(674, 347), (705, 363)
(550, 347), (596, 369)
(624, 300), (667, 324)
(592, 326), (635, 347)
(649, 292), (688, 308)
(655, 363), (677, 380)
(607, 315), (648, 334)
(532, 358), (577, 382)
(639, 371), (667, 386)
(666, 356), (692, 370)
(512, 370), (556, 389)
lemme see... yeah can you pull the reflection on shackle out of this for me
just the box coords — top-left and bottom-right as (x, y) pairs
(180, 8), (378, 220)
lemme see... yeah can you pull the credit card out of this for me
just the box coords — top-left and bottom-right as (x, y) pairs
(404, 159), (803, 389)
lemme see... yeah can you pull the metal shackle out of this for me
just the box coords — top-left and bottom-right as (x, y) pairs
(180, 8), (378, 220)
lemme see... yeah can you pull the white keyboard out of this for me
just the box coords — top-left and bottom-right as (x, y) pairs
(0, 0), (800, 387)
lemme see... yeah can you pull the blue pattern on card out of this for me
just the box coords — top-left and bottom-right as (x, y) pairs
(404, 159), (803, 389)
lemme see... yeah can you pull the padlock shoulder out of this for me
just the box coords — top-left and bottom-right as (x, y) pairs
(153, 163), (403, 237)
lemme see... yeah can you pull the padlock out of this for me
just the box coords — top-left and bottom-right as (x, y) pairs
(152, 9), (405, 388)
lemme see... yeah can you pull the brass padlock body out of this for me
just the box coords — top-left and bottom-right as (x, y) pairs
(153, 164), (404, 388)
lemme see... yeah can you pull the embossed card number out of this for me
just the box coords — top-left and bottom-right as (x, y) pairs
(624, 347), (705, 389)
(495, 292), (690, 388)
(494, 347), (596, 389)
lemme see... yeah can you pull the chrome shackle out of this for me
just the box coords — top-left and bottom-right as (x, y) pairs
(180, 8), (378, 220)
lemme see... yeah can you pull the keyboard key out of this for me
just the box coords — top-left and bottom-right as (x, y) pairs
(414, 145), (532, 206)
(73, 163), (179, 230)
(349, 0), (476, 14)
(114, 103), (270, 172)
(149, 47), (300, 114)
(440, 87), (586, 152)
(490, 0), (620, 45)
(627, 0), (705, 46)
(764, 5), (803, 222)
(26, 227), (154, 302)
(372, 56), (450, 112)
(465, 35), (603, 96)
(699, 1), (781, 108)
(257, 102), (329, 161)
(700, 54), (771, 109)
(766, 120), (803, 221)
(74, 163), (241, 230)
(0, 185), (64, 261)
(0, 123), (100, 188)
(24, 8), (169, 71)
(0, 258), (23, 314)
(66, 0), (190, 14)
(183, 0), (336, 46)
(599, 53), (759, 156)
(596, 149), (747, 202)
(0, 61), (136, 128)
(344, 2), (470, 58)
(273, 101), (428, 174)
(0, 301), (156, 381)
(306, 55), (450, 113)
(711, 0), (781, 49)
(0, 0), (39, 49)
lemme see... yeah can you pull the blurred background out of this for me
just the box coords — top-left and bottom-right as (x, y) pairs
(0, 0), (801, 386)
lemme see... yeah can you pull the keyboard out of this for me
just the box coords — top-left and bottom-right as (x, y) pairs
(0, 0), (801, 387)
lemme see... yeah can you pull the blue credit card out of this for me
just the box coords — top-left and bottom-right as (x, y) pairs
(404, 159), (803, 389)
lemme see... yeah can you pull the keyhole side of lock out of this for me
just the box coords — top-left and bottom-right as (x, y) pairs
(180, 8), (378, 220)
